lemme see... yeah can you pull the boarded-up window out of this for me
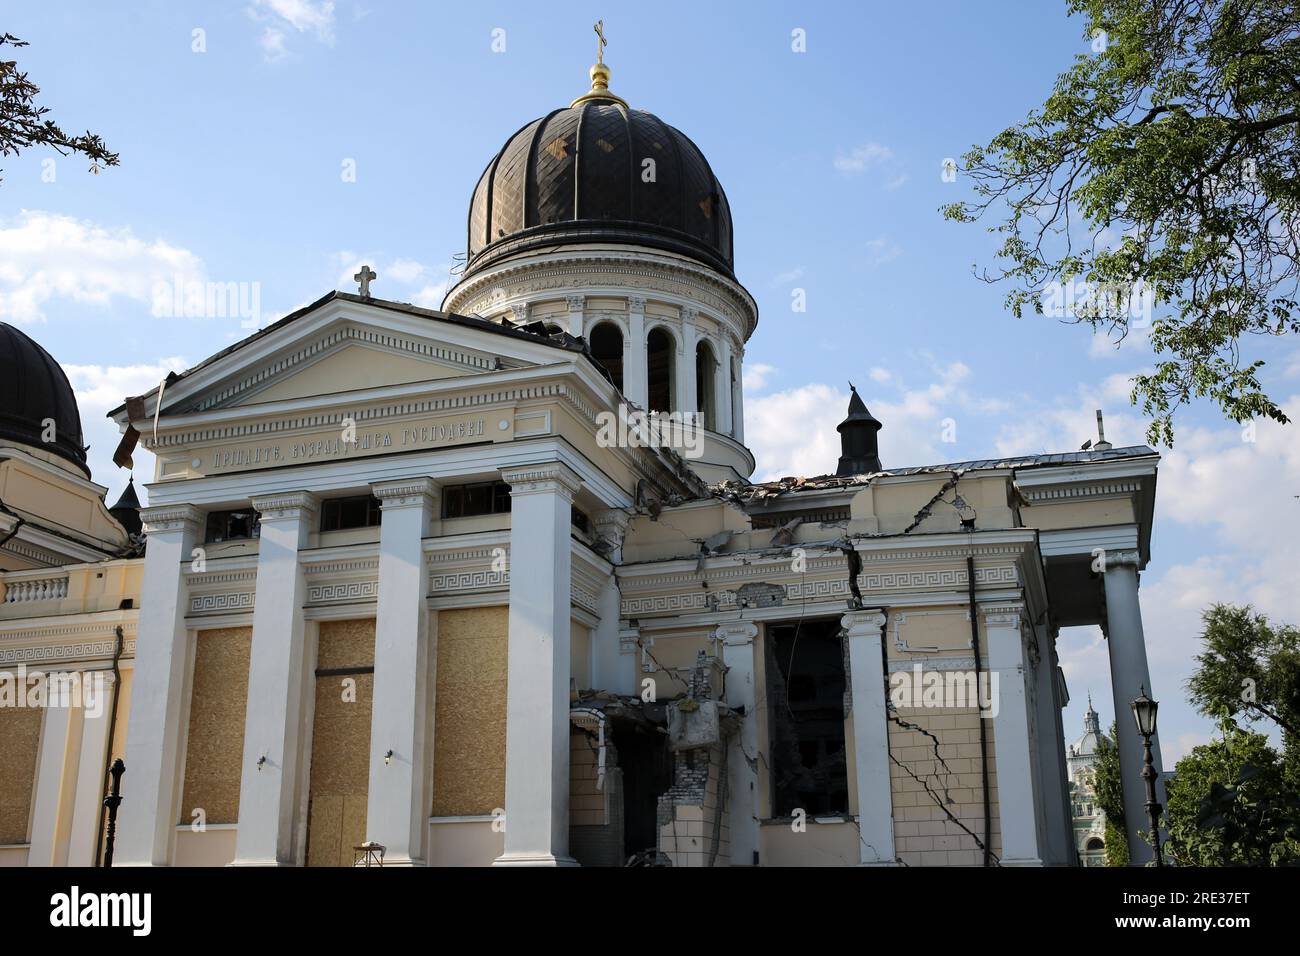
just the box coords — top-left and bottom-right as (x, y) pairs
(306, 619), (376, 867)
(180, 627), (252, 825)
(0, 705), (44, 844)
(431, 606), (508, 816)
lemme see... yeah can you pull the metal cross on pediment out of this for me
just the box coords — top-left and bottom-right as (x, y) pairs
(354, 264), (377, 298)
(594, 19), (607, 65)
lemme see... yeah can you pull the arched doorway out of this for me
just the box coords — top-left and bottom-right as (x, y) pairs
(695, 340), (717, 430)
(589, 322), (624, 392)
(646, 327), (675, 413)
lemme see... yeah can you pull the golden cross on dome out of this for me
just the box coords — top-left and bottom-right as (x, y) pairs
(594, 19), (607, 65)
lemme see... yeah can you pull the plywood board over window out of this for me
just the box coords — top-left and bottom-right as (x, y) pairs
(431, 606), (508, 817)
(306, 619), (376, 867)
(0, 704), (44, 845)
(180, 627), (253, 826)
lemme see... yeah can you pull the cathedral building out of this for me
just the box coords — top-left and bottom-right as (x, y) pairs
(0, 52), (1165, 867)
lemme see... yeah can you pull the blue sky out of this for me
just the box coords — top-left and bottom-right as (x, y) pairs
(3, 0), (1297, 764)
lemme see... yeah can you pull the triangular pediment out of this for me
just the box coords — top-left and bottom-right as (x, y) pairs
(237, 341), (472, 406)
(113, 293), (598, 427)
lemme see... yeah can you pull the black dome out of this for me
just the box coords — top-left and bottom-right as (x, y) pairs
(0, 322), (88, 475)
(464, 83), (734, 281)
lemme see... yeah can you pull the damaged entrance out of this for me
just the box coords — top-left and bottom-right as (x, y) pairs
(766, 617), (849, 817)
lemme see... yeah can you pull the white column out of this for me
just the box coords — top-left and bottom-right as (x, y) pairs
(117, 503), (202, 866)
(366, 478), (437, 866)
(233, 491), (317, 865)
(591, 510), (630, 694)
(677, 308), (698, 417)
(716, 333), (734, 436)
(842, 609), (896, 865)
(624, 296), (648, 409)
(984, 604), (1043, 866)
(1032, 624), (1073, 865)
(719, 621), (759, 866)
(494, 462), (583, 866)
(1102, 551), (1164, 865)
(67, 672), (115, 866)
(566, 295), (586, 337)
(28, 701), (81, 866)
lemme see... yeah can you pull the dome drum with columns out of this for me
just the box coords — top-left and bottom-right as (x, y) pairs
(444, 58), (757, 483)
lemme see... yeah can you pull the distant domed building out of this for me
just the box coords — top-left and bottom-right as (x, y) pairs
(1067, 698), (1109, 866)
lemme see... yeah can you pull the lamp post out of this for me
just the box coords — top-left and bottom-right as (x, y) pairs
(1129, 687), (1163, 867)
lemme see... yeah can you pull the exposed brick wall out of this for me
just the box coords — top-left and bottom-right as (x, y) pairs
(888, 706), (1001, 866)
(569, 727), (624, 866)
(657, 742), (730, 866)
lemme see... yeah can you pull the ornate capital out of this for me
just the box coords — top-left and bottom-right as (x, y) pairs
(566, 294), (586, 312)
(372, 477), (438, 509)
(593, 508), (631, 548)
(626, 295), (646, 314)
(250, 491), (319, 522)
(1100, 549), (1142, 570)
(680, 305), (699, 326)
(715, 621), (757, 645)
(509, 301), (531, 323)
(140, 503), (204, 535)
(980, 602), (1027, 629)
(841, 609), (887, 637)
(500, 462), (583, 502)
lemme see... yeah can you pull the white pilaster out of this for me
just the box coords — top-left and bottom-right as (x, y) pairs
(677, 307), (698, 417)
(566, 295), (585, 337)
(624, 296), (648, 409)
(591, 509), (630, 694)
(494, 462), (583, 866)
(366, 478), (437, 866)
(67, 672), (115, 866)
(731, 344), (745, 443)
(1102, 551), (1164, 865)
(842, 609), (896, 865)
(984, 604), (1043, 866)
(233, 491), (318, 866)
(718, 621), (759, 866)
(117, 503), (203, 866)
(28, 701), (81, 867)
(716, 333), (734, 436)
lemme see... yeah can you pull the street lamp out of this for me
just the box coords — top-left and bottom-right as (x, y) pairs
(1129, 686), (1163, 866)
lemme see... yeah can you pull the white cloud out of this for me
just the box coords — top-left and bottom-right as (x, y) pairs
(410, 281), (448, 309)
(992, 371), (1147, 456)
(833, 142), (893, 174)
(885, 173), (909, 190)
(386, 258), (427, 284)
(62, 357), (190, 506)
(865, 236), (901, 269)
(744, 362), (973, 480)
(259, 27), (290, 62)
(0, 211), (205, 324)
(771, 267), (805, 286)
(249, 0), (336, 60)
(743, 362), (776, 393)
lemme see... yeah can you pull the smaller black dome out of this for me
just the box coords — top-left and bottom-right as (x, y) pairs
(0, 322), (88, 475)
